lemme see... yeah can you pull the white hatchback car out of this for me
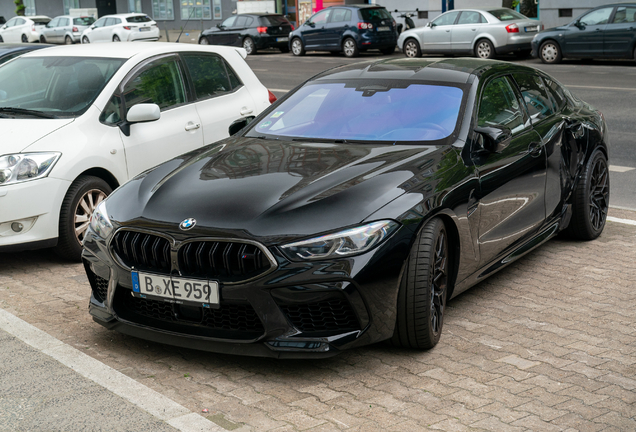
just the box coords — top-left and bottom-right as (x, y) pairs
(81, 13), (160, 43)
(0, 43), (274, 259)
(0, 15), (51, 43)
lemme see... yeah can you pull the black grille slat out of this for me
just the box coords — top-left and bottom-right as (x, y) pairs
(112, 231), (171, 274)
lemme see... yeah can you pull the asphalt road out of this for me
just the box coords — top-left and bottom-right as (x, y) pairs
(245, 51), (636, 210)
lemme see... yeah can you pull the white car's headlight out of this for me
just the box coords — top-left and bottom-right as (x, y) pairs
(89, 200), (113, 239)
(280, 220), (399, 261)
(0, 152), (61, 186)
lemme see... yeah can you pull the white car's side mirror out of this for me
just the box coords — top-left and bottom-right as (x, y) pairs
(127, 103), (160, 123)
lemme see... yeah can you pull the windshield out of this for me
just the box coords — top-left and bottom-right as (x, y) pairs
(74, 17), (96, 25)
(360, 8), (392, 21)
(488, 9), (528, 21)
(0, 56), (126, 117)
(246, 81), (465, 143)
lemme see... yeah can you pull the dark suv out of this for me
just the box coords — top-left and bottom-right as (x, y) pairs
(289, 5), (397, 57)
(199, 13), (294, 55)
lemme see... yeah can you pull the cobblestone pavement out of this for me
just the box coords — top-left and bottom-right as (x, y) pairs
(1, 208), (635, 431)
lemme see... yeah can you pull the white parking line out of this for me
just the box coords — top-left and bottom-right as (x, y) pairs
(0, 308), (225, 432)
(607, 216), (636, 226)
(609, 165), (635, 173)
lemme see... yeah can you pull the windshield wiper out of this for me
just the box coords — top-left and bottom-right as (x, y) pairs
(0, 107), (57, 119)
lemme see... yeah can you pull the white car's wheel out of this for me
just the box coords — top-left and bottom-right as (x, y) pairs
(82, 36), (90, 44)
(113, 34), (121, 42)
(474, 39), (495, 59)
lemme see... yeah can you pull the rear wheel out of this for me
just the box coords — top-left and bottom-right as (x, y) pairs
(243, 37), (256, 55)
(22, 34), (28, 43)
(40, 35), (46, 43)
(82, 36), (90, 44)
(566, 150), (609, 240)
(342, 37), (359, 58)
(403, 38), (421, 58)
(113, 34), (120, 42)
(64, 35), (73, 45)
(539, 40), (562, 64)
(474, 38), (495, 59)
(291, 38), (305, 56)
(54, 176), (112, 261)
(391, 218), (449, 350)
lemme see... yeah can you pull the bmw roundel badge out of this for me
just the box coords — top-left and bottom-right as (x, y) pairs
(180, 218), (196, 230)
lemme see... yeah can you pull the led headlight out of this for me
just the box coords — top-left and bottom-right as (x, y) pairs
(89, 201), (113, 239)
(0, 152), (61, 186)
(280, 220), (399, 261)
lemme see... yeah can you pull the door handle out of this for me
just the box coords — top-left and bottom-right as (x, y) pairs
(471, 28), (477, 31)
(240, 107), (253, 116)
(445, 29), (450, 32)
(184, 122), (201, 131)
(595, 28), (602, 31)
(528, 142), (543, 158)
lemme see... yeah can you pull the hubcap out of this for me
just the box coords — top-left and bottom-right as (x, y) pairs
(199, 37), (208, 45)
(405, 41), (418, 57)
(344, 40), (355, 56)
(292, 40), (301, 55)
(589, 158), (609, 231)
(74, 189), (107, 244)
(430, 229), (448, 335)
(477, 42), (491, 58)
(542, 44), (558, 62)
(244, 39), (253, 53)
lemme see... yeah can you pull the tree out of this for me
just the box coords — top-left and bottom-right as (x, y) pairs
(15, 0), (25, 16)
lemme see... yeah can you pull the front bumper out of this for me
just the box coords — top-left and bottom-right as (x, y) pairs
(82, 224), (410, 358)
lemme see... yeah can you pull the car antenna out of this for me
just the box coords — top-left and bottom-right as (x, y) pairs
(176, 6), (197, 43)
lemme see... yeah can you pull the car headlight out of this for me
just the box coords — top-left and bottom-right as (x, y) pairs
(89, 200), (113, 239)
(280, 220), (399, 261)
(0, 152), (61, 186)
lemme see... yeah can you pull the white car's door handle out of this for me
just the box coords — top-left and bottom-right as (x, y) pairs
(240, 107), (254, 116)
(185, 122), (201, 131)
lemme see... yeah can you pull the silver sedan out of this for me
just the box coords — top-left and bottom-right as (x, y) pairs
(397, 8), (542, 59)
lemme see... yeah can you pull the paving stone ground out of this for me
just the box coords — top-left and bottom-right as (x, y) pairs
(1, 208), (635, 431)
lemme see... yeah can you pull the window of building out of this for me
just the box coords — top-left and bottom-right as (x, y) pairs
(418, 11), (428, 19)
(181, 0), (212, 20)
(63, 0), (80, 15)
(153, 0), (175, 20)
(129, 0), (142, 13)
(558, 9), (572, 18)
(213, 0), (222, 19)
(24, 0), (36, 15)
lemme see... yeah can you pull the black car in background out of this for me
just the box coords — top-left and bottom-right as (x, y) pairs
(289, 5), (397, 57)
(532, 3), (636, 63)
(199, 13), (294, 55)
(83, 58), (609, 358)
(0, 43), (53, 66)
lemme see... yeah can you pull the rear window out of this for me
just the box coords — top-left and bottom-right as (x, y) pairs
(74, 17), (96, 25)
(126, 15), (152, 23)
(488, 9), (528, 21)
(32, 18), (51, 25)
(259, 15), (290, 26)
(247, 80), (465, 143)
(360, 8), (392, 21)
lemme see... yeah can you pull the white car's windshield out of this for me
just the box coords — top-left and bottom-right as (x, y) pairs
(0, 56), (125, 118)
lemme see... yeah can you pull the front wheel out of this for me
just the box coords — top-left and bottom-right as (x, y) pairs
(342, 37), (359, 58)
(539, 40), (562, 64)
(291, 38), (305, 56)
(82, 36), (90, 44)
(565, 150), (609, 240)
(474, 39), (495, 59)
(403, 38), (421, 58)
(243, 37), (256, 55)
(40, 35), (47, 43)
(199, 36), (209, 45)
(391, 218), (449, 350)
(54, 176), (112, 261)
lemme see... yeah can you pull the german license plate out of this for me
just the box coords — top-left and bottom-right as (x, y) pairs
(140, 27), (150, 31)
(277, 36), (289, 42)
(131, 270), (219, 308)
(525, 26), (538, 32)
(378, 26), (390, 31)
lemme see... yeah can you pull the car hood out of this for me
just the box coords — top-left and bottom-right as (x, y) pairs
(0, 118), (75, 154)
(107, 137), (445, 242)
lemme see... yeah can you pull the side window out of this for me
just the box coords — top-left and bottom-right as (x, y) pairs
(221, 16), (236, 28)
(579, 7), (613, 26)
(478, 76), (525, 133)
(64, 18), (72, 26)
(99, 94), (122, 125)
(331, 9), (349, 23)
(234, 16), (248, 27)
(457, 11), (483, 25)
(612, 6), (636, 23)
(245, 17), (254, 27)
(513, 73), (555, 121)
(15, 18), (25, 25)
(114, 18), (122, 25)
(122, 58), (186, 112)
(93, 18), (106, 28)
(310, 10), (331, 25)
(542, 77), (567, 111)
(5, 18), (16, 27)
(432, 11), (460, 26)
(48, 18), (60, 28)
(183, 53), (232, 99)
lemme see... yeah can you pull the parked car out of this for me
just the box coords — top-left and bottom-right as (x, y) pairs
(289, 5), (398, 57)
(398, 8), (542, 59)
(82, 58), (609, 358)
(81, 13), (159, 43)
(0, 43), (53, 66)
(40, 15), (96, 44)
(0, 15), (51, 43)
(532, 3), (636, 64)
(199, 13), (294, 55)
(0, 43), (275, 260)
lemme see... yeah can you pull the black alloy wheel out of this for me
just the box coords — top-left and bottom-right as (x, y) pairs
(539, 40), (562, 64)
(391, 217), (449, 349)
(403, 39), (421, 58)
(243, 37), (256, 55)
(21, 34), (28, 43)
(566, 150), (609, 240)
(291, 38), (305, 56)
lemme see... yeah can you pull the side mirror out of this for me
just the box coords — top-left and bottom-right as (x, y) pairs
(216, 23), (223, 29)
(428, 22), (436, 28)
(119, 103), (161, 136)
(228, 116), (255, 136)
(474, 125), (512, 154)
(306, 21), (315, 27)
(1, 25), (6, 30)
(573, 20), (583, 29)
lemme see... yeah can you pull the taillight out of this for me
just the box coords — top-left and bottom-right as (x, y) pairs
(392, 20), (396, 27)
(72, 26), (78, 32)
(357, 22), (374, 30)
(32, 24), (35, 31)
(541, 24), (544, 30)
(291, 24), (295, 31)
(505, 23), (519, 33)
(268, 90), (277, 104)
(257, 26), (268, 34)
(123, 26), (132, 30)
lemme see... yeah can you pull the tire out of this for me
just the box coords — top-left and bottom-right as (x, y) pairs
(22, 34), (28, 43)
(539, 40), (562, 64)
(82, 36), (90, 44)
(291, 38), (305, 56)
(40, 35), (46, 43)
(198, 37), (209, 45)
(113, 34), (120, 42)
(0, 36), (3, 43)
(403, 38), (421, 58)
(474, 38), (495, 59)
(380, 46), (395, 55)
(565, 150), (609, 240)
(54, 176), (112, 261)
(279, 46), (290, 53)
(243, 37), (256, 55)
(391, 218), (450, 350)
(64, 35), (73, 45)
(342, 37), (359, 58)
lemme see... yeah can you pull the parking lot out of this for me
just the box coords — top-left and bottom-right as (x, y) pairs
(2, 51), (636, 431)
